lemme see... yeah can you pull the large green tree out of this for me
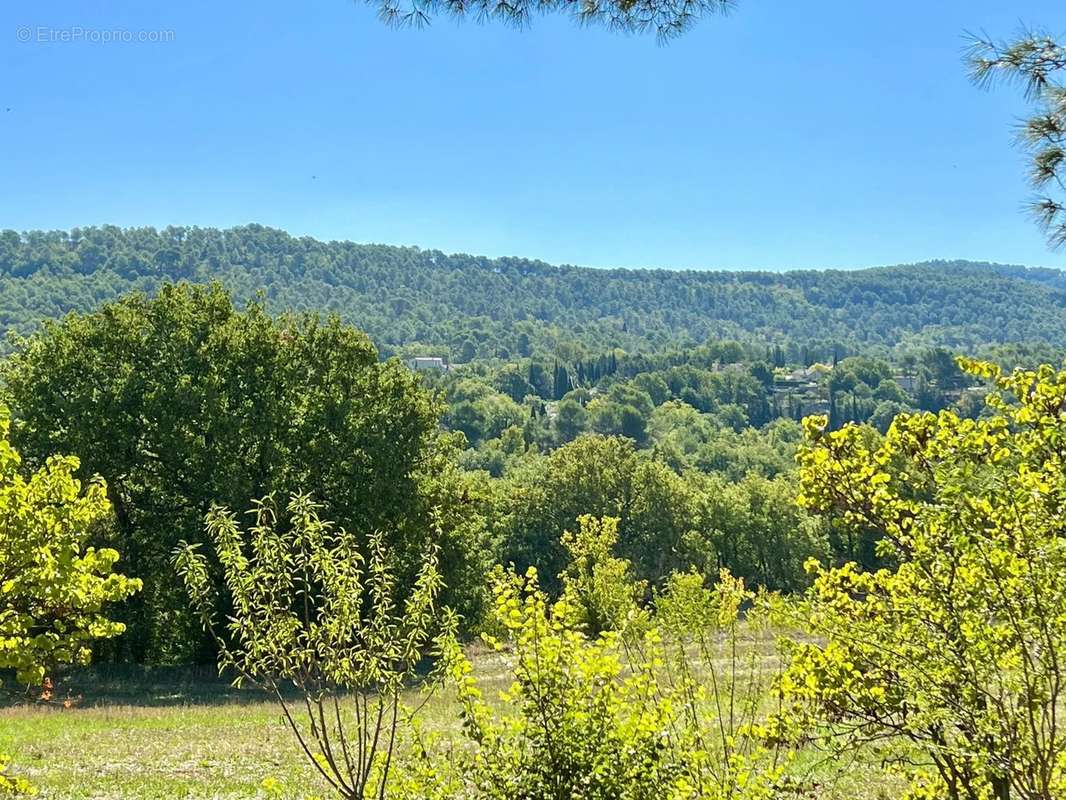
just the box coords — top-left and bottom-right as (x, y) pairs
(2, 283), (488, 662)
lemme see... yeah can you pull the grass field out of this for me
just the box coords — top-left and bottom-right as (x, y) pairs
(1, 667), (319, 799)
(1, 651), (900, 799)
(0, 653), (518, 800)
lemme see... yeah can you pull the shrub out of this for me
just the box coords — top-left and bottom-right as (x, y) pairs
(558, 515), (648, 637)
(778, 359), (1066, 798)
(423, 559), (796, 799)
(176, 494), (450, 800)
(0, 754), (34, 796)
(0, 404), (141, 688)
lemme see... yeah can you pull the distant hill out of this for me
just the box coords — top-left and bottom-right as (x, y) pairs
(2, 225), (1065, 359)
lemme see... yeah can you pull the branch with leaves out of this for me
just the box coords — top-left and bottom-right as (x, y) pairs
(175, 494), (453, 800)
(370, 0), (735, 41)
(970, 29), (1066, 248)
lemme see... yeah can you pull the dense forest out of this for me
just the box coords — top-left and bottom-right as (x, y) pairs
(3, 226), (1065, 666)
(4, 225), (1066, 359)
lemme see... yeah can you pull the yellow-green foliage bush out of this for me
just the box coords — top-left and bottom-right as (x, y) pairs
(778, 359), (1066, 799)
(0, 404), (141, 687)
(409, 533), (796, 800)
(0, 754), (34, 796)
(558, 515), (648, 636)
(0, 404), (140, 797)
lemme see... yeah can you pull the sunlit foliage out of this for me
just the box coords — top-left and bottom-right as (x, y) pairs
(778, 359), (1066, 799)
(176, 494), (450, 800)
(0, 404), (140, 687)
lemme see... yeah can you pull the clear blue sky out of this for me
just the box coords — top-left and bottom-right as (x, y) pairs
(2, 0), (1065, 270)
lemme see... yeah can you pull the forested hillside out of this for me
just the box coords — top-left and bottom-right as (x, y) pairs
(3, 225), (1066, 358)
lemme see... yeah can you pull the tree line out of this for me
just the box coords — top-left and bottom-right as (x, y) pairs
(4, 226), (1066, 362)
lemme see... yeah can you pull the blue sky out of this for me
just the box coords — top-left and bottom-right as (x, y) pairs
(2, 0), (1065, 270)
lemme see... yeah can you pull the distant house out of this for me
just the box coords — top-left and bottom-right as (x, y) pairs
(781, 363), (831, 385)
(406, 357), (448, 372)
(896, 374), (919, 393)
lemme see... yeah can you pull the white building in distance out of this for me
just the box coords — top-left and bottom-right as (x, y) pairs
(406, 357), (448, 372)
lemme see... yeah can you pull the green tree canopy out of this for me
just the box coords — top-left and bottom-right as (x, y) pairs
(2, 283), (487, 662)
(3, 227), (1064, 358)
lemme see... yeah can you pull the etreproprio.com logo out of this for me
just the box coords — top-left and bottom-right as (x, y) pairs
(16, 26), (176, 44)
